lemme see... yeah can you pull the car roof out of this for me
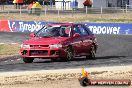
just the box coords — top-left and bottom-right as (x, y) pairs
(47, 23), (85, 27)
(48, 23), (74, 26)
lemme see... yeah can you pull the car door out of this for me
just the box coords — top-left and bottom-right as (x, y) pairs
(77, 24), (93, 55)
(71, 25), (83, 56)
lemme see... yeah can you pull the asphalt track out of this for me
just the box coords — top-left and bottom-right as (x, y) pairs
(0, 32), (132, 72)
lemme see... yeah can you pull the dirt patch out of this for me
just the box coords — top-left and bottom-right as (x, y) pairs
(0, 55), (20, 62)
(0, 65), (132, 88)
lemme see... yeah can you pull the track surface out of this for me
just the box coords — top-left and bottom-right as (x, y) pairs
(0, 32), (132, 72)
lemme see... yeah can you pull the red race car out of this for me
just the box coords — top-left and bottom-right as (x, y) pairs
(20, 23), (98, 63)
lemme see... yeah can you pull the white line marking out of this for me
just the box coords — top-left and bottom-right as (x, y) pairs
(17, 59), (21, 61)
(11, 43), (19, 45)
(0, 43), (5, 45)
(11, 60), (14, 62)
(4, 61), (8, 63)
(0, 43), (19, 45)
(110, 60), (118, 62)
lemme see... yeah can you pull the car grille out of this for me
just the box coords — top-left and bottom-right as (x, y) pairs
(30, 50), (48, 56)
(30, 45), (49, 48)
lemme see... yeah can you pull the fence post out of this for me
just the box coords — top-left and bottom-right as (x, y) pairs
(43, 1), (45, 7)
(86, 6), (88, 14)
(20, 5), (22, 15)
(58, 8), (60, 17)
(125, 4), (127, 13)
(8, 11), (10, 15)
(64, 1), (66, 10)
(101, 6), (103, 14)
(45, 5), (47, 16)
(72, 8), (74, 17)
(1, 4), (4, 10)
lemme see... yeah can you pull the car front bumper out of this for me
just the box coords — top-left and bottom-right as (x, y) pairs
(20, 48), (67, 59)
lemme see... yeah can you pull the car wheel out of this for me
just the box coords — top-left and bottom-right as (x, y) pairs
(86, 45), (96, 59)
(65, 47), (74, 61)
(23, 58), (34, 63)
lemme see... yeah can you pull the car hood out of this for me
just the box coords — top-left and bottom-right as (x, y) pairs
(23, 37), (68, 45)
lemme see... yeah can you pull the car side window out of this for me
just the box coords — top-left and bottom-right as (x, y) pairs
(77, 25), (88, 36)
(59, 28), (69, 37)
(83, 25), (93, 35)
(73, 25), (82, 34)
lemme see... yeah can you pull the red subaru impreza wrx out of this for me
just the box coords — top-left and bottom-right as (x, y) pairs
(20, 23), (98, 63)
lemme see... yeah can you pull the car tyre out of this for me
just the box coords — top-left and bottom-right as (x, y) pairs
(23, 58), (34, 63)
(65, 47), (74, 61)
(51, 58), (58, 62)
(86, 45), (96, 59)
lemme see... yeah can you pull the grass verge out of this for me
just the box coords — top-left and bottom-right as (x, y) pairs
(0, 13), (132, 22)
(0, 44), (19, 57)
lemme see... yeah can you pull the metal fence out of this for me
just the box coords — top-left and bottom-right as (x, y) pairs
(0, 4), (132, 16)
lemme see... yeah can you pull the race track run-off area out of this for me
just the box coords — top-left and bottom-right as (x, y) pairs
(0, 32), (132, 72)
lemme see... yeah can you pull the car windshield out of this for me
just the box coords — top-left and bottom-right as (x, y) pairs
(36, 25), (71, 37)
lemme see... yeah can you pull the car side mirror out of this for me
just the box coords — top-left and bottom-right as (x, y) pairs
(73, 33), (80, 37)
(29, 32), (35, 37)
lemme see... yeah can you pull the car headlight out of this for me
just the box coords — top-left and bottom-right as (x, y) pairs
(20, 44), (30, 48)
(49, 44), (62, 49)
